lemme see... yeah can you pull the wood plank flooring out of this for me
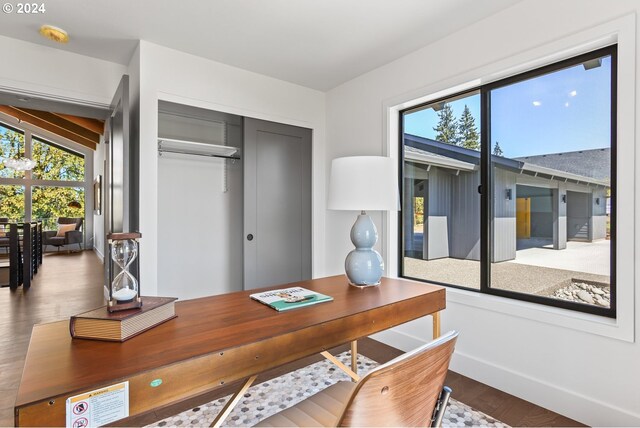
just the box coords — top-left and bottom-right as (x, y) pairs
(0, 251), (584, 427)
(0, 251), (105, 427)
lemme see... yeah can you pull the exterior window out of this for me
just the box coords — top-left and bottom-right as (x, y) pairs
(0, 123), (26, 179)
(400, 46), (616, 317)
(32, 137), (85, 181)
(0, 185), (25, 221)
(402, 91), (481, 289)
(32, 186), (85, 231)
(0, 122), (88, 246)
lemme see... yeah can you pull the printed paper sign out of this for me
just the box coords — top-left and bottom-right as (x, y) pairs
(66, 381), (129, 428)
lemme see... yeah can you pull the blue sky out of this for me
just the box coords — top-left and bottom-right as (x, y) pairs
(404, 56), (611, 158)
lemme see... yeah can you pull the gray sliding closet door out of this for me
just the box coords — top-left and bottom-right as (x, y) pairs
(243, 118), (312, 290)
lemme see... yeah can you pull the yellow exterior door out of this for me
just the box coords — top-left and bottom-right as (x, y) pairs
(516, 197), (531, 239)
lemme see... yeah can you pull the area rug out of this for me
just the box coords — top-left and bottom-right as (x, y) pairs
(147, 352), (509, 428)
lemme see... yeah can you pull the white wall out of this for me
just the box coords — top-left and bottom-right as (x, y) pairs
(137, 41), (326, 298)
(0, 35), (126, 106)
(93, 138), (105, 261)
(325, 1), (639, 426)
(0, 35), (127, 263)
(157, 107), (244, 299)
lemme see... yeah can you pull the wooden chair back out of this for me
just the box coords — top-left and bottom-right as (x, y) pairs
(338, 330), (458, 427)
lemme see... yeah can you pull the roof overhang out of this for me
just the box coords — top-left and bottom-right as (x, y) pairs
(521, 163), (609, 188)
(405, 149), (477, 172)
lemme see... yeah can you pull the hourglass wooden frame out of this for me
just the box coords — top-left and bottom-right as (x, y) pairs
(107, 232), (142, 312)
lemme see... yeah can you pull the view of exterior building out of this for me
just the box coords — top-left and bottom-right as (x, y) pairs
(403, 134), (610, 263)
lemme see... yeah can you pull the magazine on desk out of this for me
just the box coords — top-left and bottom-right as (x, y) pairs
(250, 287), (333, 312)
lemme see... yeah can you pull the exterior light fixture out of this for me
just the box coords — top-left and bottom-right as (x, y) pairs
(39, 25), (69, 44)
(561, 194), (567, 203)
(505, 189), (512, 200)
(595, 198), (600, 205)
(582, 58), (602, 70)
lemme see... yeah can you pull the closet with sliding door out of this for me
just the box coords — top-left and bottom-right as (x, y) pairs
(157, 101), (312, 299)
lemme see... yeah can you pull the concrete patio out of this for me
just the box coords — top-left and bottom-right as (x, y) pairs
(403, 239), (610, 297)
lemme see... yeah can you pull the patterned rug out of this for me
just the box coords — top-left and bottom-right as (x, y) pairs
(147, 352), (509, 427)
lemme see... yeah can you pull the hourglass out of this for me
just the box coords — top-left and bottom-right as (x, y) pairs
(107, 232), (142, 312)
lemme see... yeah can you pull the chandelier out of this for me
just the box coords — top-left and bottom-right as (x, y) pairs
(3, 157), (37, 171)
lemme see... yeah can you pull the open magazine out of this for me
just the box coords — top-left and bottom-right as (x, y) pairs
(250, 287), (333, 312)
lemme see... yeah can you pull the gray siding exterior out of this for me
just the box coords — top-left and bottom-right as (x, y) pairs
(493, 167), (516, 262)
(450, 170), (481, 260)
(403, 135), (609, 264)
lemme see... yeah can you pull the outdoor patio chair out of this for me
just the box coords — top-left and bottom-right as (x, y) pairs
(254, 330), (458, 427)
(43, 217), (83, 251)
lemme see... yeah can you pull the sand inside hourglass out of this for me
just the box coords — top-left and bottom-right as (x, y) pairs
(112, 288), (137, 301)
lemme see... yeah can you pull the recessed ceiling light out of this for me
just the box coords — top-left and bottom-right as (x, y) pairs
(39, 25), (69, 44)
(569, 90), (577, 97)
(532, 101), (541, 107)
(565, 102), (570, 107)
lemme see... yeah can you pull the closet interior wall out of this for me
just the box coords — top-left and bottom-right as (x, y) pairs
(157, 101), (243, 299)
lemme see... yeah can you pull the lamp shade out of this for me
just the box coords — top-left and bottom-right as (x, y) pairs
(328, 156), (399, 211)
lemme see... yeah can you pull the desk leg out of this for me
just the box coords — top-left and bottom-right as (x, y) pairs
(210, 375), (257, 428)
(321, 351), (360, 381)
(432, 311), (441, 339)
(351, 340), (357, 374)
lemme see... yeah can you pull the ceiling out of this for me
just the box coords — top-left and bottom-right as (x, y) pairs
(0, 0), (521, 91)
(0, 106), (103, 150)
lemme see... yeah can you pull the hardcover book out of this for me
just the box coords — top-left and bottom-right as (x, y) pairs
(69, 296), (178, 342)
(250, 287), (333, 312)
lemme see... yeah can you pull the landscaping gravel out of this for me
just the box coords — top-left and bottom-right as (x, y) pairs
(552, 281), (610, 307)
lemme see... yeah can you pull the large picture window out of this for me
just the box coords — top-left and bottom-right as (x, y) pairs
(0, 122), (88, 239)
(400, 45), (616, 317)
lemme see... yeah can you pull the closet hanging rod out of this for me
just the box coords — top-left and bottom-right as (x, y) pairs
(158, 138), (240, 160)
(158, 148), (240, 160)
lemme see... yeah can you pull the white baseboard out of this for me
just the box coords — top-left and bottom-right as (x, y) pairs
(369, 328), (640, 427)
(93, 246), (104, 263)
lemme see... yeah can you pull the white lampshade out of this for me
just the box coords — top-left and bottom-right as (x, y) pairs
(328, 156), (399, 211)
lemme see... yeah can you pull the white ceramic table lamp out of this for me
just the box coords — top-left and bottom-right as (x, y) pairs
(328, 156), (399, 286)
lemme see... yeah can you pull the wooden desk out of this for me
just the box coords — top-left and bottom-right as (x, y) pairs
(15, 275), (445, 427)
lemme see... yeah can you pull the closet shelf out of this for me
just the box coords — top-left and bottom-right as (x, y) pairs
(158, 138), (240, 160)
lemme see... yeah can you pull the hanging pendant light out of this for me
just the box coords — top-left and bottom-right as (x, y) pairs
(2, 157), (36, 171)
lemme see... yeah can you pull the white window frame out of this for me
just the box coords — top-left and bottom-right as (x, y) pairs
(382, 14), (636, 342)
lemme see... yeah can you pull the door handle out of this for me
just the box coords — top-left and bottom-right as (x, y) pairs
(247, 234), (254, 241)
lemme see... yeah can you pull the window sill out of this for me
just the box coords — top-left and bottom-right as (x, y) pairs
(445, 285), (633, 342)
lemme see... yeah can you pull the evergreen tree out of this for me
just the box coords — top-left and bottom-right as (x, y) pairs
(433, 103), (459, 145)
(458, 105), (480, 150)
(493, 141), (504, 157)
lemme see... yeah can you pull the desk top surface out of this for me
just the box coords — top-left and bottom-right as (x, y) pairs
(16, 275), (444, 407)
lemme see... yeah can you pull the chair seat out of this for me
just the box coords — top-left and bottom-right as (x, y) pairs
(47, 237), (66, 245)
(254, 381), (355, 427)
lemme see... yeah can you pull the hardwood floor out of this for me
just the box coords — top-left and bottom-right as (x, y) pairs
(0, 251), (105, 427)
(0, 251), (584, 427)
